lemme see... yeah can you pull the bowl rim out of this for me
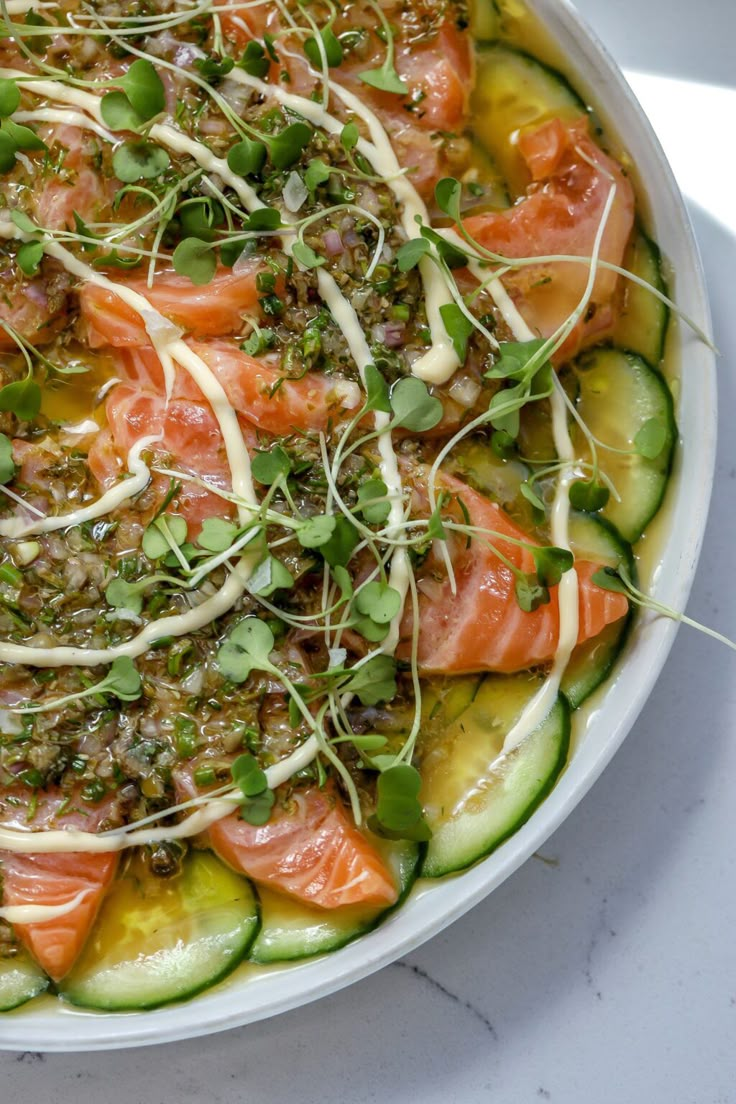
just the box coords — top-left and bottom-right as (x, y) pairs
(0, 0), (717, 1052)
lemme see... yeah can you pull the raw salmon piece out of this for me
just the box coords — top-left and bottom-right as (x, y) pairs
(464, 117), (635, 361)
(78, 265), (264, 349)
(185, 340), (359, 435)
(88, 383), (239, 530)
(32, 125), (116, 231)
(180, 778), (398, 910)
(401, 473), (629, 674)
(0, 789), (119, 981)
(0, 273), (67, 350)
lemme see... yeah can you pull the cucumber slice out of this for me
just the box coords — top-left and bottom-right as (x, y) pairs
(451, 437), (529, 511)
(613, 230), (669, 366)
(59, 851), (259, 1011)
(419, 676), (570, 877)
(472, 45), (584, 197)
(571, 347), (676, 542)
(470, 0), (500, 43)
(0, 949), (49, 1012)
(251, 839), (419, 964)
(562, 513), (634, 710)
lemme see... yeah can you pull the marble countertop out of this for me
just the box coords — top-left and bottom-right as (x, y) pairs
(2, 0), (735, 1099)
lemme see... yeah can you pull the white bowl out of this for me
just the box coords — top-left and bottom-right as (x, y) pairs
(0, 0), (715, 1052)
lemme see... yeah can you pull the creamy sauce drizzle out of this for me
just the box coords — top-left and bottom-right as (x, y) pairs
(0, 433), (158, 539)
(0, 887), (91, 924)
(223, 66), (460, 383)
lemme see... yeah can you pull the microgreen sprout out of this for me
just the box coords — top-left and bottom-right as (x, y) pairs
(14, 657), (142, 713)
(231, 752), (275, 825)
(359, 1), (408, 94)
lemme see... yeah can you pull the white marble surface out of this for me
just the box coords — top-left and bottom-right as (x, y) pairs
(3, 0), (736, 1099)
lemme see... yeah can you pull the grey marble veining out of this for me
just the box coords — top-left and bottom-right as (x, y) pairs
(2, 0), (736, 1100)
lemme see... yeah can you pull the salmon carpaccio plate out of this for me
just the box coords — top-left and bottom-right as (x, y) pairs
(0, 0), (678, 1012)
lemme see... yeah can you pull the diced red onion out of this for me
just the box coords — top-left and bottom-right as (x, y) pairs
(324, 229), (344, 256)
(343, 228), (361, 247)
(383, 322), (406, 348)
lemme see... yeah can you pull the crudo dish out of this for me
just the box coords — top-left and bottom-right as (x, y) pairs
(0, 0), (714, 1050)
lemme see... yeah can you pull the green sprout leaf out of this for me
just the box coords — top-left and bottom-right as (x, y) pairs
(634, 417), (667, 460)
(250, 444), (291, 485)
(519, 480), (545, 513)
(0, 378), (41, 421)
(245, 207), (282, 232)
(304, 157), (331, 191)
(340, 122), (360, 151)
(359, 64), (408, 95)
(390, 377), (443, 432)
(217, 617), (275, 683)
(532, 545), (574, 588)
(396, 237), (430, 273)
(10, 210), (38, 236)
(172, 237), (216, 286)
(357, 478), (390, 524)
(292, 239), (325, 269)
(104, 656), (143, 700)
(248, 554), (294, 597)
(591, 566), (629, 595)
(439, 303), (474, 363)
(515, 573), (550, 612)
(2, 119), (46, 151)
(198, 517), (240, 553)
(112, 141), (170, 183)
(569, 479), (610, 512)
(434, 177), (462, 222)
(118, 58), (165, 120)
(0, 79), (20, 118)
(0, 433), (15, 484)
(239, 40), (270, 78)
(321, 516), (359, 567)
(227, 136), (267, 177)
(297, 514), (337, 549)
(486, 339), (548, 382)
(105, 577), (145, 615)
(339, 655), (397, 706)
(231, 752), (275, 825)
(354, 581), (401, 624)
(369, 764), (431, 842)
(268, 122), (312, 170)
(488, 383), (525, 438)
(142, 514), (188, 560)
(231, 752), (268, 798)
(364, 363), (391, 413)
(101, 91), (145, 132)
(304, 26), (343, 68)
(194, 55), (235, 82)
(16, 240), (43, 277)
(239, 788), (275, 825)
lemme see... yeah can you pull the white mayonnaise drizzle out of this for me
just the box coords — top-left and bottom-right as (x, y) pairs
(13, 108), (116, 144)
(222, 66), (461, 383)
(0, 887), (91, 924)
(0, 434), (158, 539)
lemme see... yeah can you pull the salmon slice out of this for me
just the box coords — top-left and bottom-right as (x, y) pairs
(184, 340), (359, 435)
(201, 785), (398, 910)
(78, 265), (264, 348)
(0, 789), (119, 981)
(401, 473), (629, 674)
(88, 383), (239, 530)
(0, 272), (68, 350)
(464, 117), (635, 361)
